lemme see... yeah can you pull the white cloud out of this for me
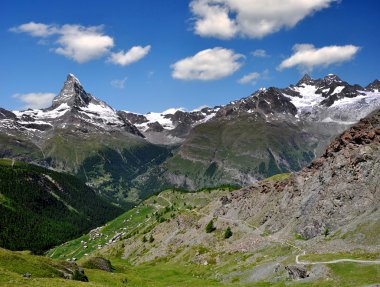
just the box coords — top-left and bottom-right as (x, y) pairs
(111, 77), (128, 89)
(190, 0), (337, 39)
(54, 25), (114, 63)
(278, 44), (360, 71)
(251, 49), (268, 58)
(108, 45), (151, 66)
(190, 0), (237, 39)
(171, 47), (244, 81)
(11, 22), (114, 63)
(10, 22), (150, 64)
(10, 22), (57, 37)
(238, 72), (261, 84)
(13, 93), (55, 109)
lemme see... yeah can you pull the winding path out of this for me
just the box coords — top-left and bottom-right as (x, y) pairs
(296, 251), (380, 265)
(158, 193), (380, 266)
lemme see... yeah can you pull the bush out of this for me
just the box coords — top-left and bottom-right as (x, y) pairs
(81, 257), (113, 272)
(149, 235), (155, 243)
(323, 227), (330, 237)
(224, 227), (233, 239)
(205, 220), (216, 233)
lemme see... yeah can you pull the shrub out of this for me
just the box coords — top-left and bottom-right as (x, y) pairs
(224, 227), (233, 239)
(205, 220), (216, 233)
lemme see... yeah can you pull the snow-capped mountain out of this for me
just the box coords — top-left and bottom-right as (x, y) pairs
(0, 74), (143, 140)
(282, 74), (380, 123)
(0, 73), (379, 203)
(212, 73), (380, 122)
(1, 73), (379, 146)
(121, 73), (380, 145)
(120, 107), (219, 144)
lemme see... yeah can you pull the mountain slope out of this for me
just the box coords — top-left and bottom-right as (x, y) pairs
(0, 75), (173, 207)
(0, 159), (122, 253)
(160, 74), (380, 189)
(50, 108), (380, 285)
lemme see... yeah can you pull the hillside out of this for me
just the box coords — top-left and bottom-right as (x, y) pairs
(160, 74), (380, 189)
(47, 108), (380, 286)
(0, 159), (122, 253)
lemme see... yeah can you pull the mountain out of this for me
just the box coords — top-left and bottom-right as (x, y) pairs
(120, 107), (219, 145)
(48, 108), (380, 286)
(0, 74), (173, 208)
(156, 74), (380, 189)
(1, 73), (379, 204)
(0, 158), (122, 253)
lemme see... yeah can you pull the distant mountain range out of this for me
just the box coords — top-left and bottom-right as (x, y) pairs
(0, 73), (379, 205)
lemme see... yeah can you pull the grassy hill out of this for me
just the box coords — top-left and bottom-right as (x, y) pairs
(0, 159), (122, 253)
(46, 187), (380, 287)
(164, 115), (319, 190)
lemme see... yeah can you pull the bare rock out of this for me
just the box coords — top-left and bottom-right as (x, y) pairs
(285, 265), (309, 279)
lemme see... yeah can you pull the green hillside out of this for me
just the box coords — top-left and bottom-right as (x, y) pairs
(164, 115), (318, 189)
(0, 159), (122, 253)
(46, 189), (380, 287)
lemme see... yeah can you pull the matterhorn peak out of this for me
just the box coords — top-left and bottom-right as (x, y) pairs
(52, 74), (93, 109)
(66, 73), (81, 85)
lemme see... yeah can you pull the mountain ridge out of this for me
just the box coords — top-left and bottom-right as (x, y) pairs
(1, 73), (379, 204)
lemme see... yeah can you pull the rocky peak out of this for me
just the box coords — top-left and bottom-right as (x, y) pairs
(52, 74), (94, 109)
(321, 74), (343, 86)
(296, 74), (314, 86)
(0, 108), (17, 120)
(366, 79), (380, 92)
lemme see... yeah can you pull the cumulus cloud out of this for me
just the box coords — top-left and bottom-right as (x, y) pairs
(108, 45), (151, 66)
(251, 49), (268, 58)
(111, 77), (128, 89)
(171, 47), (244, 81)
(190, 0), (337, 39)
(10, 22), (150, 65)
(238, 72), (261, 84)
(190, 0), (237, 39)
(10, 22), (114, 63)
(13, 93), (55, 109)
(278, 44), (360, 71)
(54, 25), (114, 63)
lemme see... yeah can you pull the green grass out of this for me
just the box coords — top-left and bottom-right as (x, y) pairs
(48, 189), (222, 261)
(2, 247), (380, 287)
(263, 173), (290, 182)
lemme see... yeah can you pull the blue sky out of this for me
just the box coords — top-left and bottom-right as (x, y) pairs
(0, 0), (379, 113)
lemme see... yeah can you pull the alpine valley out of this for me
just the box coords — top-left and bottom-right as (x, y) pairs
(1, 74), (380, 203)
(1, 73), (380, 286)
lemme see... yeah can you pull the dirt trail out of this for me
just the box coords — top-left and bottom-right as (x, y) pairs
(157, 194), (380, 266)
